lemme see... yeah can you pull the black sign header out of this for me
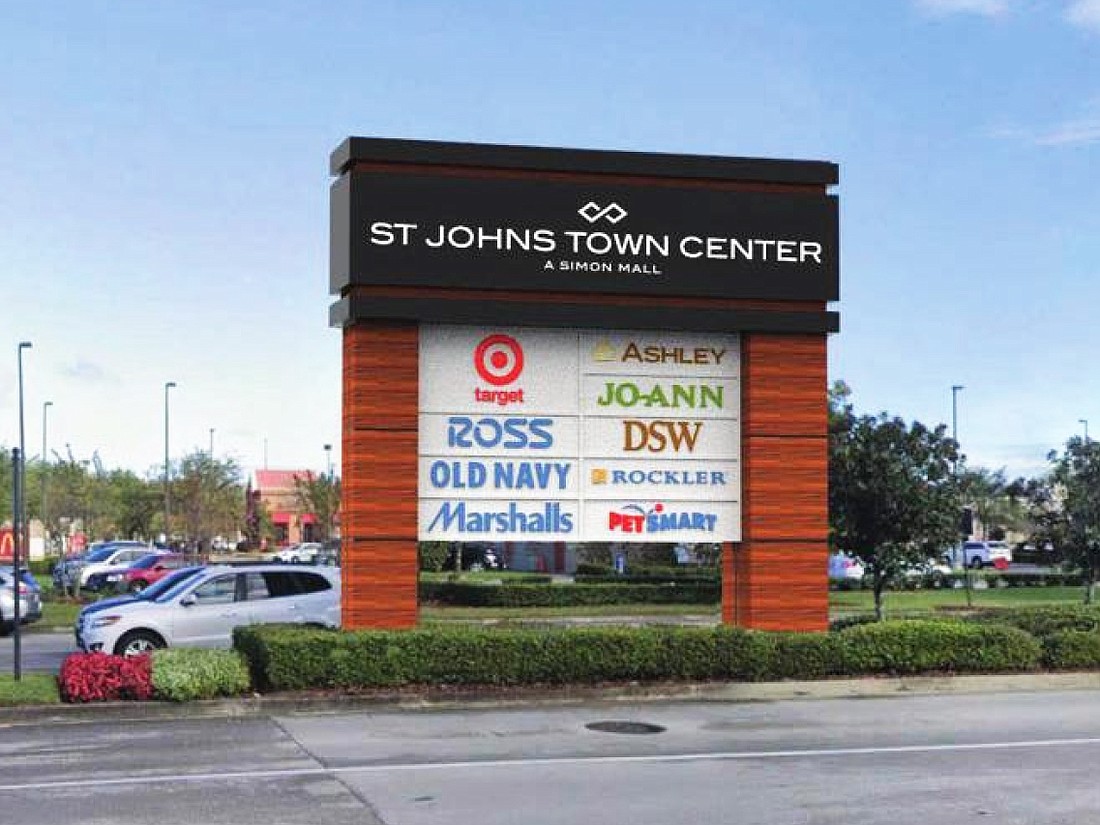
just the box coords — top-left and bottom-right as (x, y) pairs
(331, 170), (838, 302)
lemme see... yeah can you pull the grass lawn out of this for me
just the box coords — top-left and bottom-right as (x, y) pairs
(422, 603), (719, 621)
(830, 585), (1089, 618)
(0, 674), (59, 705)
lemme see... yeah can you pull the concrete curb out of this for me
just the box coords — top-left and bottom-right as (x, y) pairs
(3, 672), (1099, 727)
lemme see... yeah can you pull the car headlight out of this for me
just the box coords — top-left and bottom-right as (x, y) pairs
(90, 615), (122, 629)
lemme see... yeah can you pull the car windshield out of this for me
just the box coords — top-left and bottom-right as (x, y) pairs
(151, 567), (209, 602)
(129, 553), (166, 570)
(143, 567), (205, 601)
(83, 547), (117, 563)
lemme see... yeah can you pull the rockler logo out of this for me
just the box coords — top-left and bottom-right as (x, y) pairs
(577, 202), (628, 225)
(473, 334), (526, 406)
(608, 502), (718, 533)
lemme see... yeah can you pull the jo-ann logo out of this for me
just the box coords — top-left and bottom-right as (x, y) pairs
(474, 334), (526, 406)
(608, 503), (718, 533)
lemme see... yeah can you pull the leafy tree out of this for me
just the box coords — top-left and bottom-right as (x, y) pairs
(830, 401), (962, 619)
(1044, 437), (1100, 604)
(292, 471), (341, 542)
(958, 466), (1027, 541)
(172, 452), (246, 551)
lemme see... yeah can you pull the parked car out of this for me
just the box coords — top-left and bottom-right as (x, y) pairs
(85, 553), (187, 594)
(0, 566), (43, 634)
(75, 563), (341, 657)
(828, 552), (865, 582)
(77, 543), (161, 589)
(269, 543), (324, 564)
(946, 540), (1013, 570)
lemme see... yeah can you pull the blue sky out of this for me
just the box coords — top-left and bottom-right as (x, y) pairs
(2, 0), (1098, 481)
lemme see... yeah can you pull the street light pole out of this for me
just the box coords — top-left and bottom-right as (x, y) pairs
(951, 384), (964, 450)
(42, 400), (52, 554)
(209, 427), (215, 457)
(164, 381), (176, 543)
(1080, 419), (1089, 442)
(17, 341), (32, 572)
(324, 443), (333, 480)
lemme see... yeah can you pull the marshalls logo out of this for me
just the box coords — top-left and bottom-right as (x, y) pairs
(473, 334), (527, 406)
(577, 202), (628, 225)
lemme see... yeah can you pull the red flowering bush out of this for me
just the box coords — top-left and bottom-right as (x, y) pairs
(59, 653), (154, 703)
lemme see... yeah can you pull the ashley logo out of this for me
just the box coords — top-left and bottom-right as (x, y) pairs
(577, 201), (628, 224)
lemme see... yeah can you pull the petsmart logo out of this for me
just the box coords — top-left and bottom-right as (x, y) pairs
(608, 502), (718, 534)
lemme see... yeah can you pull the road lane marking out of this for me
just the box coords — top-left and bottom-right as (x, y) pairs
(3, 737), (1100, 792)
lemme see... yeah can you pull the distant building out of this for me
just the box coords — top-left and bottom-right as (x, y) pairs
(253, 470), (320, 546)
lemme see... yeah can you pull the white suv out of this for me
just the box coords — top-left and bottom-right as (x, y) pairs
(77, 542), (159, 588)
(947, 540), (1013, 570)
(75, 564), (341, 656)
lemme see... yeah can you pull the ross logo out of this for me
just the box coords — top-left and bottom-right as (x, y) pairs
(608, 502), (717, 534)
(577, 201), (628, 225)
(446, 416), (553, 450)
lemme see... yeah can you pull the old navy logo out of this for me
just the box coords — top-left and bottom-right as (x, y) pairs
(596, 382), (723, 409)
(577, 202), (628, 225)
(427, 501), (574, 535)
(429, 460), (571, 490)
(608, 502), (717, 533)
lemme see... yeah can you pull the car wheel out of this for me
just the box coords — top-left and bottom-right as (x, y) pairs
(970, 557), (984, 570)
(128, 580), (148, 594)
(113, 630), (165, 657)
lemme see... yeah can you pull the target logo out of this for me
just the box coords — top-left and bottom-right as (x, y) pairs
(473, 334), (527, 406)
(474, 334), (524, 385)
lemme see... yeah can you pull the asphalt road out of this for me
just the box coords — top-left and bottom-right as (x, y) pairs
(0, 631), (74, 674)
(2, 690), (1100, 824)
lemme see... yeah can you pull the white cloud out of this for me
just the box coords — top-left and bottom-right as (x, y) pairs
(1035, 116), (1100, 145)
(914, 0), (1010, 16)
(1066, 0), (1100, 31)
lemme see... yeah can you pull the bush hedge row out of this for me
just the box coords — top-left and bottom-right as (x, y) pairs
(59, 650), (251, 703)
(419, 581), (720, 607)
(233, 619), (1043, 693)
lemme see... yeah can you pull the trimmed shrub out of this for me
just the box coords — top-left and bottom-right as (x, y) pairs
(967, 605), (1100, 639)
(1042, 630), (1100, 669)
(836, 619), (1041, 675)
(236, 619), (1047, 694)
(151, 648), (251, 702)
(59, 653), (154, 703)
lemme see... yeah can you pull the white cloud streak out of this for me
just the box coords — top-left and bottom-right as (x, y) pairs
(914, 0), (1010, 16)
(1066, 0), (1100, 31)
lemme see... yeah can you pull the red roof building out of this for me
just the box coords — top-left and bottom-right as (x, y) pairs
(253, 469), (319, 546)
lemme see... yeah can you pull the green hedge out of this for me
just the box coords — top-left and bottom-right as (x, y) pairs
(966, 605), (1100, 638)
(1042, 630), (1100, 669)
(835, 619), (1041, 675)
(419, 581), (720, 607)
(573, 574), (719, 586)
(234, 619), (1040, 693)
(150, 648), (251, 702)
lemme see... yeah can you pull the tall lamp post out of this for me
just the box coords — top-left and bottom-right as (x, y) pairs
(42, 400), (53, 554)
(209, 427), (215, 457)
(164, 381), (176, 544)
(324, 443), (333, 480)
(14, 342), (32, 680)
(1080, 419), (1089, 443)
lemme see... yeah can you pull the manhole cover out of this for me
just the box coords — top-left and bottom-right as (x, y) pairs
(585, 720), (666, 735)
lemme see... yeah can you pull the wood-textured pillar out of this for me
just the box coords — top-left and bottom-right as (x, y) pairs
(341, 321), (419, 628)
(723, 333), (829, 631)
